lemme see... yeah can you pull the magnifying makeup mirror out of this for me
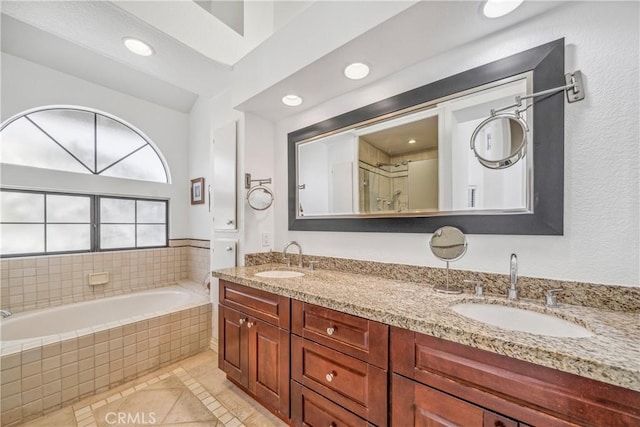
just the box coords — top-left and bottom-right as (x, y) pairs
(247, 185), (274, 210)
(470, 70), (585, 169)
(470, 113), (528, 169)
(429, 226), (467, 294)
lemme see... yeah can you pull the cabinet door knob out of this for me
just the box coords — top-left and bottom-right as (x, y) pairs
(494, 422), (506, 427)
(247, 321), (254, 328)
(325, 372), (335, 382)
(226, 219), (234, 225)
(239, 318), (246, 325)
(225, 246), (233, 252)
(326, 327), (335, 336)
(329, 423), (337, 427)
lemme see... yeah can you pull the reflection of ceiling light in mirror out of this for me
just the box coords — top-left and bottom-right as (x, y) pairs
(408, 139), (416, 144)
(482, 0), (523, 18)
(282, 94), (303, 106)
(344, 63), (370, 80)
(123, 37), (154, 56)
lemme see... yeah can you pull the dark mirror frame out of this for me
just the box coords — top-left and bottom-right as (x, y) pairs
(288, 38), (565, 235)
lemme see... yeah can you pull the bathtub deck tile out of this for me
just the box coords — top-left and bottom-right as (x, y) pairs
(21, 340), (43, 352)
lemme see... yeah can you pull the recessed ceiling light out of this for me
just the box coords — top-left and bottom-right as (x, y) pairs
(282, 94), (303, 106)
(344, 63), (370, 80)
(482, 0), (523, 18)
(123, 37), (154, 56)
(408, 139), (417, 144)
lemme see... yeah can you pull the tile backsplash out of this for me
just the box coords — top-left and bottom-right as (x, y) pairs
(0, 240), (211, 314)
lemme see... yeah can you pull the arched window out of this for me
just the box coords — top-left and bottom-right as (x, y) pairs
(0, 106), (169, 183)
(0, 106), (170, 257)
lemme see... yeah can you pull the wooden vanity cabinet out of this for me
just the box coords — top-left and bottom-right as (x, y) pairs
(291, 300), (389, 427)
(217, 279), (639, 427)
(218, 280), (290, 418)
(390, 326), (640, 427)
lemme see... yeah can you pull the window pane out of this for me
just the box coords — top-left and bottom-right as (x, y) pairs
(0, 191), (44, 223)
(1, 224), (44, 254)
(137, 225), (166, 247)
(137, 200), (166, 223)
(47, 195), (91, 223)
(47, 224), (91, 252)
(100, 198), (135, 223)
(28, 109), (95, 172)
(96, 115), (147, 172)
(100, 224), (135, 249)
(0, 117), (90, 174)
(101, 145), (167, 183)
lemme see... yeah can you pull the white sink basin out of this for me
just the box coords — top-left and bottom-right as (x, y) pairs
(254, 270), (305, 279)
(451, 303), (593, 338)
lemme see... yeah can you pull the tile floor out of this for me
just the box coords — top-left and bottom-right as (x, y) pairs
(18, 350), (287, 427)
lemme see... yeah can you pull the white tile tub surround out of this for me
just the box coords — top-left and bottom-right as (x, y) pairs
(0, 247), (190, 314)
(0, 285), (212, 426)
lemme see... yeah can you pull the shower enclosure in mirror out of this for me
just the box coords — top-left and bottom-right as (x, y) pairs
(296, 74), (531, 217)
(288, 39), (566, 235)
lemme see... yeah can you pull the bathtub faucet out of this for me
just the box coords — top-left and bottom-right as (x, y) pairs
(201, 272), (211, 291)
(0, 309), (11, 318)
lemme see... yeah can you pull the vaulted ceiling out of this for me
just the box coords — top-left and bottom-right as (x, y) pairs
(1, 1), (566, 117)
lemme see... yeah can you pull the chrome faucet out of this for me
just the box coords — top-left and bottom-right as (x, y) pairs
(283, 241), (303, 268)
(0, 309), (12, 318)
(507, 253), (519, 300)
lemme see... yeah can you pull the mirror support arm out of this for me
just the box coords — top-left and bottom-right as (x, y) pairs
(245, 173), (272, 189)
(491, 70), (585, 117)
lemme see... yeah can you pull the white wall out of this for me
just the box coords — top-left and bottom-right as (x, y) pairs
(269, 2), (639, 286)
(1, 53), (191, 238)
(243, 113), (276, 254)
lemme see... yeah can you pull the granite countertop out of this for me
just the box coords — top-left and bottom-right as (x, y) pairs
(213, 263), (640, 392)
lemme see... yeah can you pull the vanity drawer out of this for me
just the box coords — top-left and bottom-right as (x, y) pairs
(291, 335), (387, 426)
(291, 300), (388, 369)
(219, 280), (290, 328)
(291, 380), (374, 427)
(390, 326), (640, 426)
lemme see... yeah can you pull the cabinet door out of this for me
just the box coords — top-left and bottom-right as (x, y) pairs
(219, 306), (248, 387)
(392, 373), (484, 427)
(248, 319), (290, 418)
(212, 121), (237, 231)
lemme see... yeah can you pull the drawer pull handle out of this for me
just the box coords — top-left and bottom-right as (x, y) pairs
(239, 318), (246, 325)
(247, 321), (254, 328)
(325, 372), (335, 382)
(494, 422), (506, 427)
(326, 327), (335, 336)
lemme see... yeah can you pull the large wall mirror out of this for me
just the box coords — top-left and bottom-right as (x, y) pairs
(288, 39), (566, 234)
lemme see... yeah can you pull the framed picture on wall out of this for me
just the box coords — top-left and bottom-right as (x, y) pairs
(190, 177), (205, 205)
